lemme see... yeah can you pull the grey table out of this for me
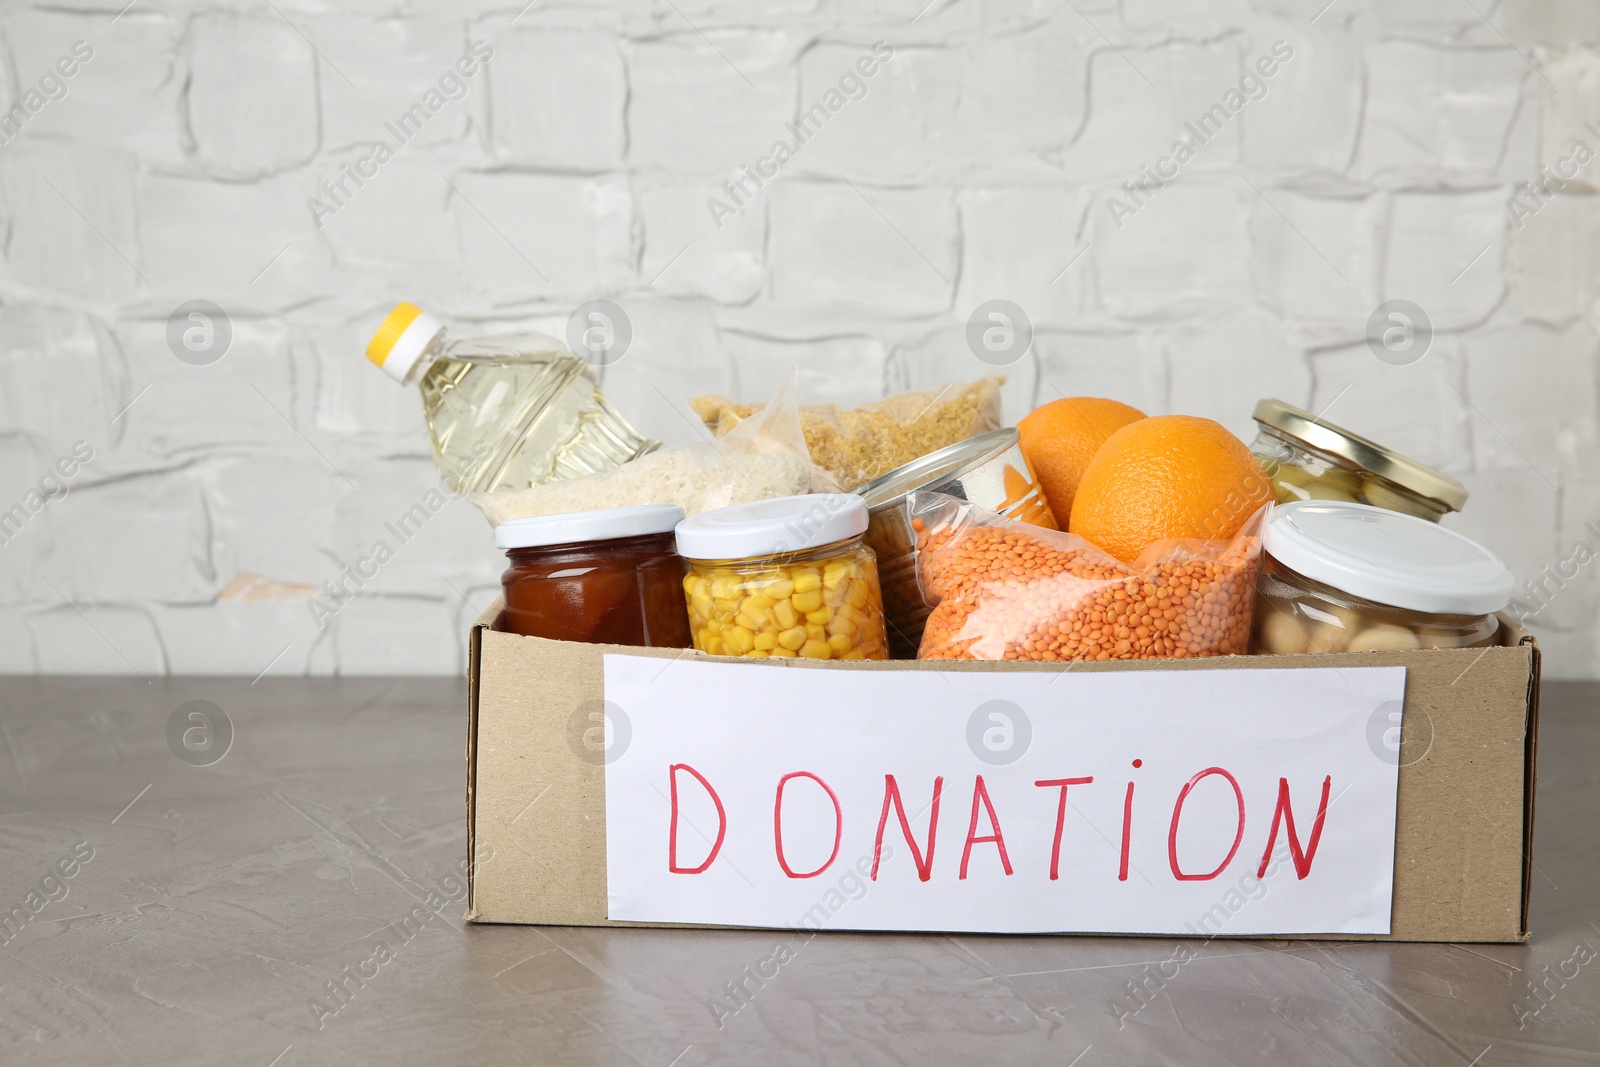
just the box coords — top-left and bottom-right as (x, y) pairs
(0, 677), (1594, 1067)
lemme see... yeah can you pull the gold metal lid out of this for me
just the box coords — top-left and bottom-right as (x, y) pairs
(856, 429), (1017, 510)
(1252, 398), (1468, 511)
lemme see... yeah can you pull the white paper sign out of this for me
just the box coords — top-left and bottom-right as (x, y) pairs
(603, 657), (1406, 936)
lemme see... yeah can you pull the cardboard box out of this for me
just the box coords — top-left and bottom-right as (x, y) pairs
(465, 601), (1539, 942)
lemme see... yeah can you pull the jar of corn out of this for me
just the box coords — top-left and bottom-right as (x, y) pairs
(673, 495), (889, 661)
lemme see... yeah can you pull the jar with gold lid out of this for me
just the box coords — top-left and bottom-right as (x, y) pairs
(1250, 398), (1467, 522)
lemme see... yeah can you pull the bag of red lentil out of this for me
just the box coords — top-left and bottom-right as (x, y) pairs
(908, 491), (1267, 662)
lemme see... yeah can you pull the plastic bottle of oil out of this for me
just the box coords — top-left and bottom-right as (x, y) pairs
(365, 302), (658, 493)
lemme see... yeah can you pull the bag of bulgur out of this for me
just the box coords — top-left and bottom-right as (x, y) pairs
(909, 491), (1266, 662)
(691, 377), (1003, 493)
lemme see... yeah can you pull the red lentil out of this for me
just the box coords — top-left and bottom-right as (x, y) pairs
(914, 514), (1261, 662)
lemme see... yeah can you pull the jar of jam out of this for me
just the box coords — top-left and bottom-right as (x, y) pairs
(496, 504), (692, 647)
(674, 494), (889, 660)
(1250, 398), (1467, 522)
(1252, 500), (1513, 654)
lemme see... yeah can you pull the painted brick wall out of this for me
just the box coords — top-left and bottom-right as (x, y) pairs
(1, 0), (1597, 677)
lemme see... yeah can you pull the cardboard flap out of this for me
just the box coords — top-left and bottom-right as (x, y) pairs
(1519, 632), (1541, 940)
(464, 599), (502, 921)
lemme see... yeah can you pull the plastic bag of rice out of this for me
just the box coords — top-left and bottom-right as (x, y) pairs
(470, 373), (811, 524)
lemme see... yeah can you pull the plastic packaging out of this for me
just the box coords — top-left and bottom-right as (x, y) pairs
(471, 373), (812, 525)
(497, 505), (691, 647)
(911, 491), (1265, 662)
(1252, 500), (1513, 654)
(1250, 398), (1466, 522)
(691, 377), (1004, 492)
(365, 302), (658, 493)
(675, 495), (888, 660)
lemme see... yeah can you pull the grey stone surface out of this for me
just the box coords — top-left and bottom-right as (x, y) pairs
(0, 676), (1595, 1066)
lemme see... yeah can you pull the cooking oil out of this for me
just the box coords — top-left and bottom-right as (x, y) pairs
(365, 303), (658, 494)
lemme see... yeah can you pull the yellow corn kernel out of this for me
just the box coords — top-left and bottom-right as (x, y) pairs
(681, 550), (885, 660)
(791, 588), (823, 614)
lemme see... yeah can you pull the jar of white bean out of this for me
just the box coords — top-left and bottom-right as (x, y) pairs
(1250, 398), (1467, 522)
(1252, 501), (1514, 655)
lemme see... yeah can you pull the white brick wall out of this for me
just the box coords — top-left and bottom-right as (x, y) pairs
(0, 2), (1596, 677)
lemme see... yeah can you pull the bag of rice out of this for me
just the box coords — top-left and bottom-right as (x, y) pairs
(470, 372), (811, 525)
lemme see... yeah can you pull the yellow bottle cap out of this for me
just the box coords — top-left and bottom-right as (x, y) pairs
(365, 302), (443, 382)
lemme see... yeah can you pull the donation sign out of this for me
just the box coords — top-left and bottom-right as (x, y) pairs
(603, 657), (1406, 936)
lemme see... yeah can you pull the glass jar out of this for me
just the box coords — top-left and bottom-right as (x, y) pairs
(366, 302), (658, 493)
(674, 495), (889, 660)
(496, 504), (692, 647)
(857, 428), (1057, 659)
(1250, 398), (1466, 522)
(1252, 501), (1513, 655)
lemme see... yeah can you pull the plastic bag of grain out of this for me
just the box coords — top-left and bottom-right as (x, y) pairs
(910, 491), (1265, 662)
(690, 377), (1004, 493)
(470, 374), (811, 524)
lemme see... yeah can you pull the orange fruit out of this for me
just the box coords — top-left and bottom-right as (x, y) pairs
(1017, 397), (1146, 523)
(1068, 415), (1274, 562)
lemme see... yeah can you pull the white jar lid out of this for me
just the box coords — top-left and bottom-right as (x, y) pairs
(495, 504), (684, 551)
(1264, 501), (1513, 616)
(675, 494), (867, 560)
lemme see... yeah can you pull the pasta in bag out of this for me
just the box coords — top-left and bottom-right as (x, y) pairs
(910, 491), (1266, 662)
(691, 377), (1003, 493)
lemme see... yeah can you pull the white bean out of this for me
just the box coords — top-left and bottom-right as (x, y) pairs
(1347, 624), (1423, 653)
